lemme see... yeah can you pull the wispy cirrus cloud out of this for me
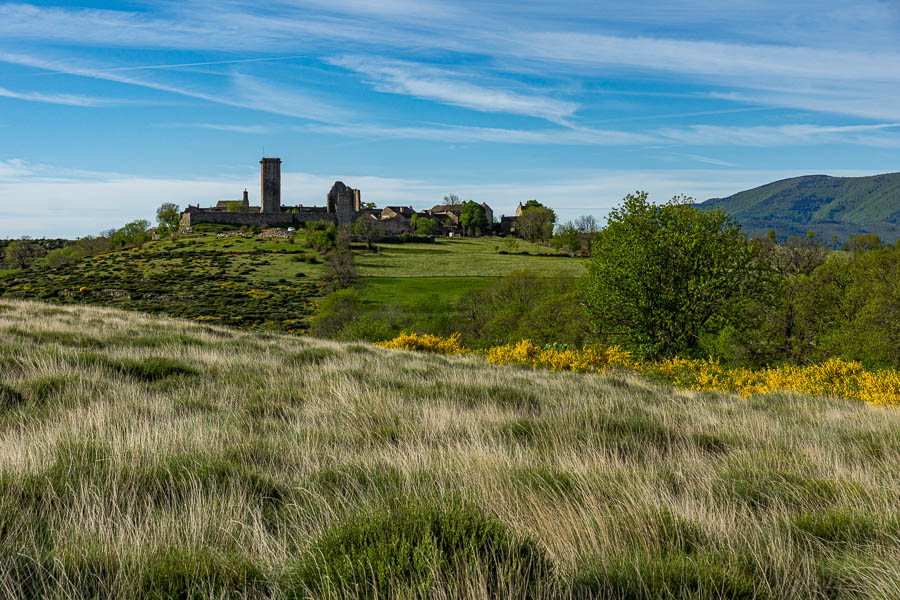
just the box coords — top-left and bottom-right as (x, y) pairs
(2, 1), (899, 124)
(304, 122), (653, 145)
(685, 154), (735, 167)
(162, 118), (900, 148)
(656, 122), (900, 148)
(329, 56), (578, 124)
(0, 85), (128, 107)
(306, 121), (900, 148)
(0, 51), (355, 124)
(228, 72), (355, 123)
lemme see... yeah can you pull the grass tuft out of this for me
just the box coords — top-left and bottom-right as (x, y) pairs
(142, 547), (267, 600)
(0, 383), (24, 407)
(289, 500), (554, 598)
(573, 552), (762, 600)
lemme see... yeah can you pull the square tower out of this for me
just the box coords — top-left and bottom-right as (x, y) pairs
(260, 157), (281, 213)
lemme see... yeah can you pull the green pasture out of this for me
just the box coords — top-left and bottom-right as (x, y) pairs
(354, 237), (586, 278)
(356, 276), (497, 308)
(353, 238), (585, 311)
(1, 233), (586, 331)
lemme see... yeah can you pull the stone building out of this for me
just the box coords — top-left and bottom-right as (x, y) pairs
(181, 158), (369, 230)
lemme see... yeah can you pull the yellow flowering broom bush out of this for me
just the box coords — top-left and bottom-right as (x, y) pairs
(375, 332), (466, 355)
(374, 334), (900, 406)
(646, 356), (900, 407)
(485, 339), (637, 373)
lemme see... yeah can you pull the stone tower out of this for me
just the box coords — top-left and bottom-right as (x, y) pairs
(260, 157), (281, 213)
(326, 181), (361, 225)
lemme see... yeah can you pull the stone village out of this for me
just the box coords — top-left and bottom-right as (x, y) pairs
(180, 158), (524, 236)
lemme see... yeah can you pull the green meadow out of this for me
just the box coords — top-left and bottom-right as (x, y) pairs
(353, 237), (584, 309)
(0, 233), (585, 332)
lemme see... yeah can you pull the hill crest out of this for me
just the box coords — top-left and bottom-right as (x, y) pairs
(701, 171), (900, 242)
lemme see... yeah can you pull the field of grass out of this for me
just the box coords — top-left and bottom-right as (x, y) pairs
(0, 234), (326, 332)
(1, 234), (586, 330)
(356, 276), (497, 309)
(353, 237), (585, 312)
(1, 299), (898, 598)
(354, 238), (585, 278)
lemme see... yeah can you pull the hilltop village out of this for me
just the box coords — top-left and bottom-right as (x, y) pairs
(181, 158), (522, 236)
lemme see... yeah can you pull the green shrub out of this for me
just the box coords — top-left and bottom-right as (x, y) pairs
(338, 316), (392, 342)
(288, 500), (553, 598)
(308, 288), (361, 338)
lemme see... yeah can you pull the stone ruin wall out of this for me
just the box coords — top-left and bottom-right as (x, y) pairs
(180, 208), (337, 230)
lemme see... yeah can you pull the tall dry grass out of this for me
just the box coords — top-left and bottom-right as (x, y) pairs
(0, 299), (898, 599)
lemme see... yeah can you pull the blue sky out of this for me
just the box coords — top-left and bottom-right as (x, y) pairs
(1, 0), (899, 237)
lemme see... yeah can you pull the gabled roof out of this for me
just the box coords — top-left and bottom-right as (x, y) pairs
(430, 204), (462, 214)
(384, 205), (414, 215)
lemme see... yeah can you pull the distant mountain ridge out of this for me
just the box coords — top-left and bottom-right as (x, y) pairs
(700, 172), (900, 243)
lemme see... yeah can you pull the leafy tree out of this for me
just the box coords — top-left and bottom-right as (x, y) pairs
(108, 219), (151, 249)
(459, 271), (590, 348)
(43, 246), (78, 268)
(156, 202), (181, 237)
(582, 192), (771, 359)
(575, 215), (599, 255)
(459, 201), (488, 235)
(321, 228), (356, 291)
(518, 205), (556, 243)
(761, 235), (828, 278)
(442, 193), (461, 206)
(831, 235), (841, 250)
(411, 214), (436, 236)
(306, 225), (337, 252)
(847, 234), (883, 253)
(352, 216), (383, 250)
(553, 221), (582, 254)
(3, 239), (35, 269)
(308, 287), (361, 338)
(788, 247), (900, 367)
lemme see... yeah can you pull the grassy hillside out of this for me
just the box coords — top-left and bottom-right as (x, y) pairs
(0, 233), (325, 332)
(701, 172), (900, 242)
(1, 300), (898, 598)
(0, 233), (585, 331)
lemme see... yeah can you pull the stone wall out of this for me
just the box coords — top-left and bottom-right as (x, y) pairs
(181, 207), (338, 229)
